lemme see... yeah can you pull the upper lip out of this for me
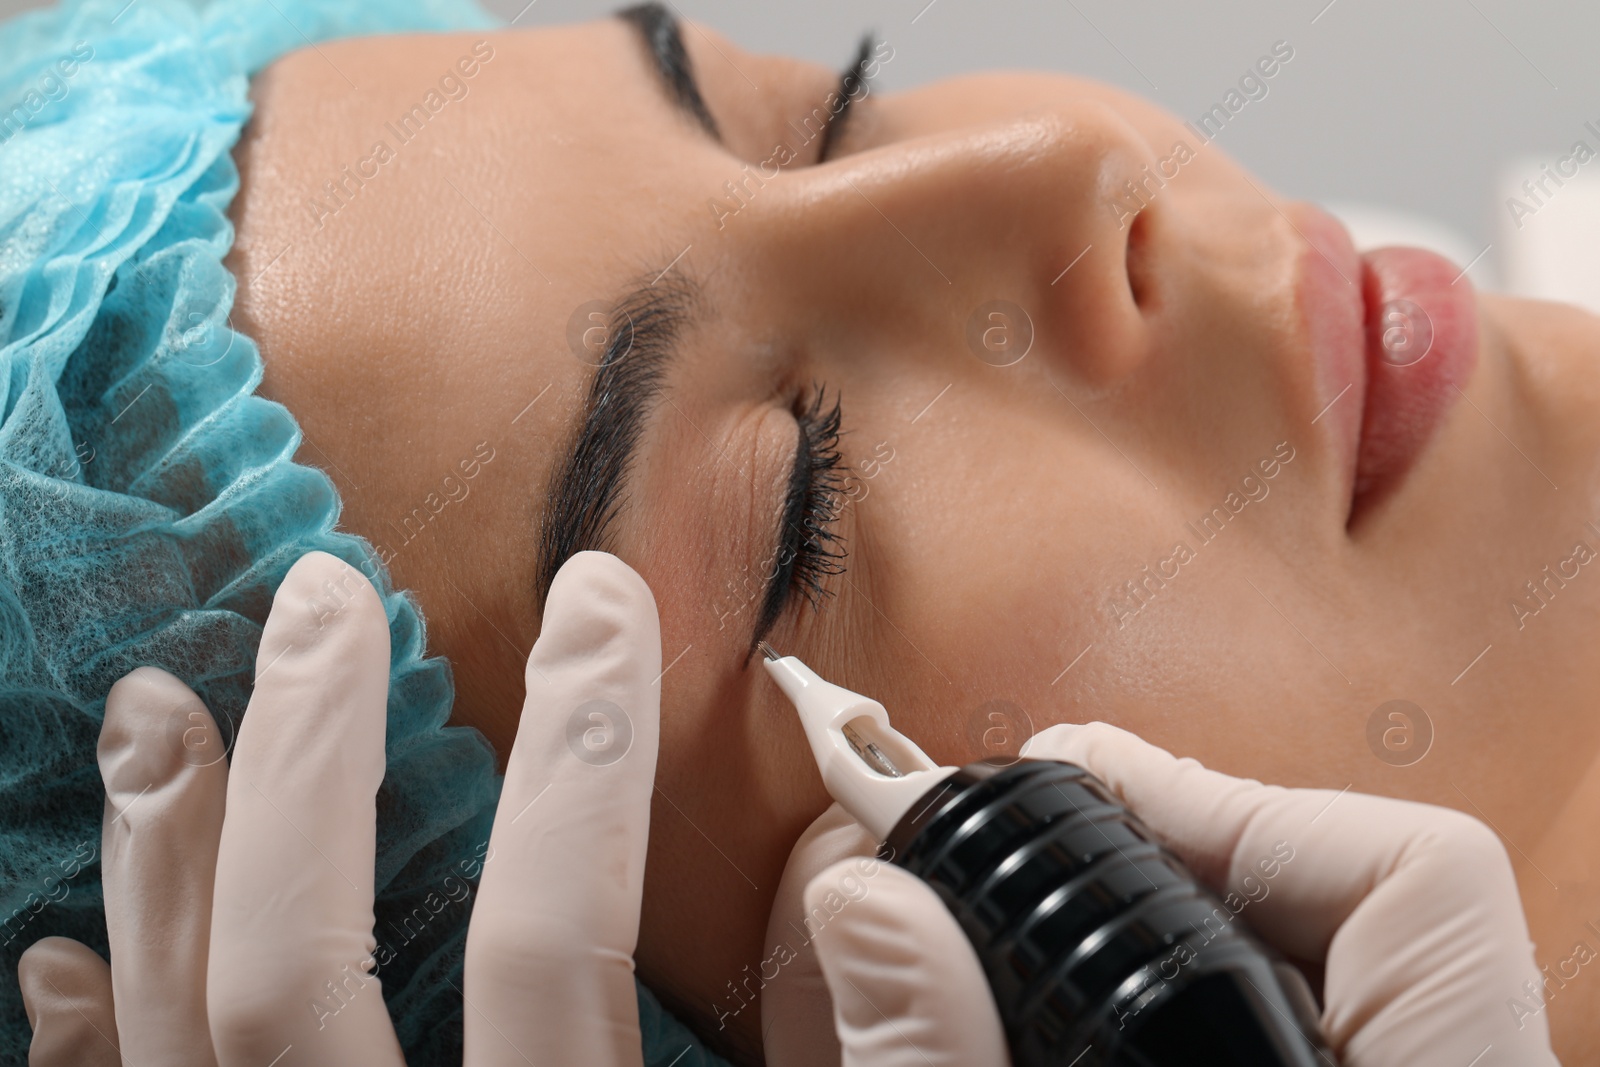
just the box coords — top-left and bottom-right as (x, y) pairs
(1286, 201), (1367, 509)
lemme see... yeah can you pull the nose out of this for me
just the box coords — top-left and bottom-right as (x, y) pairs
(744, 100), (1161, 389)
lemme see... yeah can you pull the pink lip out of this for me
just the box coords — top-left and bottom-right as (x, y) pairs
(1290, 204), (1479, 527)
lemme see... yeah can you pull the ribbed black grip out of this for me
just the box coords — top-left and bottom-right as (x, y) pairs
(883, 759), (1335, 1066)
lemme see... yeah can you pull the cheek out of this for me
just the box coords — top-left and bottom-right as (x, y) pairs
(856, 405), (1357, 785)
(854, 423), (1175, 766)
(1065, 542), (1371, 793)
(1086, 574), (1298, 741)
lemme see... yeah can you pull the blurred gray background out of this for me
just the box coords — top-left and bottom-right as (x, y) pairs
(5, 0), (1597, 291)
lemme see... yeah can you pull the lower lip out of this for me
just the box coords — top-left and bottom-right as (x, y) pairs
(1352, 247), (1479, 514)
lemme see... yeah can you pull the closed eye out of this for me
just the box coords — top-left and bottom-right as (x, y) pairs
(749, 388), (848, 656)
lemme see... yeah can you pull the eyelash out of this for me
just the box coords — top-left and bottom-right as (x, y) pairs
(788, 388), (849, 603)
(755, 387), (848, 642)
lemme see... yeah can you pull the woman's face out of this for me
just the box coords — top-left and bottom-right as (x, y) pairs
(227, 9), (1600, 1059)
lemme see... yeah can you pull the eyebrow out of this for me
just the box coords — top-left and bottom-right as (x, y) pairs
(533, 8), (723, 606)
(536, 8), (868, 614)
(534, 275), (697, 607)
(616, 2), (722, 142)
(817, 34), (876, 162)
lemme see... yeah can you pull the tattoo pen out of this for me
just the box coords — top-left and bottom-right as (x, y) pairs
(758, 642), (1334, 1067)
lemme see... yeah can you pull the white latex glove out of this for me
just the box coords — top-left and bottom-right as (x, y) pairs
(767, 722), (1560, 1067)
(760, 804), (1009, 1067)
(17, 548), (661, 1067)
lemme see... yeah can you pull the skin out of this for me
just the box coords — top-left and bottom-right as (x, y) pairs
(223, 17), (1600, 1063)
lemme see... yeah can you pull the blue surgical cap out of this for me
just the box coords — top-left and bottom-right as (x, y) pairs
(0, 0), (728, 1062)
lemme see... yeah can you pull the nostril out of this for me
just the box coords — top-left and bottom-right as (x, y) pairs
(1124, 209), (1153, 309)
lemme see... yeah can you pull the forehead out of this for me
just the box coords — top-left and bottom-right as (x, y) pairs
(274, 17), (834, 239)
(224, 20), (754, 613)
(228, 21), (732, 459)
(228, 15), (847, 392)
(236, 19), (740, 317)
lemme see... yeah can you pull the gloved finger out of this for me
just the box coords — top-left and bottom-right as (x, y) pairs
(761, 803), (877, 1067)
(1021, 722), (1555, 1067)
(804, 858), (1010, 1067)
(1019, 721), (1488, 957)
(17, 937), (121, 1067)
(208, 552), (404, 1067)
(100, 667), (225, 1066)
(465, 551), (659, 1067)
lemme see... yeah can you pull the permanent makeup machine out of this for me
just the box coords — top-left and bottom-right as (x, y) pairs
(760, 642), (1334, 1067)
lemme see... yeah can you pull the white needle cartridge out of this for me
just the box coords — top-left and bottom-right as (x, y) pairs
(759, 641), (959, 840)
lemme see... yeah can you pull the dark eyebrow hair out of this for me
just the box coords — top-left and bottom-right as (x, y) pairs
(817, 33), (876, 162)
(616, 2), (722, 142)
(534, 274), (698, 608)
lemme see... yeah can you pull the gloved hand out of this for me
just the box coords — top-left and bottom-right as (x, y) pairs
(764, 722), (1561, 1067)
(17, 548), (661, 1066)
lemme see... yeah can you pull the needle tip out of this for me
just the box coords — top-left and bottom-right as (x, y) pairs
(758, 640), (782, 662)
